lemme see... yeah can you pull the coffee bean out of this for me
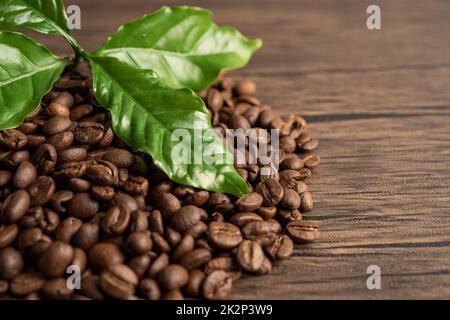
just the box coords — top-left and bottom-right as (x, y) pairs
(72, 223), (99, 250)
(155, 192), (181, 218)
(129, 210), (149, 233)
(126, 231), (153, 255)
(10, 273), (45, 296)
(0, 129), (28, 150)
(86, 160), (118, 186)
(88, 243), (124, 271)
(179, 249), (211, 270)
(277, 208), (302, 224)
(109, 192), (139, 213)
(81, 275), (105, 300)
(123, 176), (149, 195)
(235, 192), (263, 211)
(287, 220), (320, 243)
(265, 235), (293, 260)
(300, 191), (314, 212)
(171, 234), (195, 262)
(101, 206), (131, 236)
(300, 138), (319, 152)
(0, 247), (24, 280)
(42, 116), (72, 136)
(165, 227), (182, 247)
(148, 210), (164, 235)
(0, 171), (13, 188)
(0, 224), (18, 248)
(280, 178), (308, 194)
(128, 254), (151, 279)
(183, 191), (209, 207)
(16, 227), (42, 250)
(207, 88), (224, 113)
(66, 193), (99, 219)
(184, 269), (205, 297)
(138, 278), (161, 300)
(54, 217), (81, 243)
(27, 176), (56, 207)
(42, 278), (73, 300)
(1, 150), (30, 169)
(235, 80), (256, 96)
(204, 257), (236, 274)
(13, 161), (36, 189)
(207, 221), (242, 250)
(25, 134), (46, 148)
(100, 264), (138, 299)
(1, 190), (30, 223)
(151, 232), (171, 253)
(230, 212), (263, 227)
(74, 122), (104, 145)
(103, 148), (135, 168)
(236, 240), (264, 273)
(59, 147), (88, 163)
(230, 114), (251, 130)
(91, 186), (115, 201)
(51, 190), (73, 213)
(31, 144), (57, 175)
(302, 154), (320, 170)
(255, 178), (284, 207)
(256, 256), (273, 275)
(171, 206), (207, 232)
(147, 253), (169, 278)
(46, 102), (70, 117)
(70, 104), (93, 121)
(53, 161), (88, 179)
(279, 136), (297, 153)
(162, 290), (184, 300)
(38, 241), (74, 278)
(280, 188), (301, 210)
(52, 91), (73, 107)
(202, 270), (233, 300)
(157, 264), (189, 291)
(71, 247), (87, 273)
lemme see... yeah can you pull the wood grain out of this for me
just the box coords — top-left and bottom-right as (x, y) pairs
(34, 0), (450, 299)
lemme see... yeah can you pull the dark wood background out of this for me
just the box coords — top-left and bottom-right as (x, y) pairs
(34, 0), (450, 299)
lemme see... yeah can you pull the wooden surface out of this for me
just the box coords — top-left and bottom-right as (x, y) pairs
(34, 0), (450, 299)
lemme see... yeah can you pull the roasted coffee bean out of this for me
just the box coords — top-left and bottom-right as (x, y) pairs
(53, 161), (88, 179)
(123, 176), (149, 195)
(13, 161), (36, 189)
(151, 232), (171, 253)
(148, 210), (164, 235)
(300, 138), (319, 152)
(157, 264), (189, 291)
(300, 191), (314, 212)
(51, 190), (73, 213)
(10, 273), (45, 296)
(236, 240), (264, 273)
(202, 270), (233, 300)
(101, 206), (131, 236)
(0, 129), (28, 150)
(25, 134), (47, 148)
(256, 256), (273, 275)
(126, 232), (153, 255)
(183, 191), (209, 207)
(0, 171), (13, 188)
(27, 176), (56, 207)
(81, 275), (105, 300)
(155, 192), (181, 218)
(230, 212), (263, 227)
(129, 210), (149, 233)
(278, 209), (302, 224)
(302, 154), (320, 170)
(172, 185), (195, 199)
(1, 150), (30, 169)
(147, 253), (169, 278)
(52, 91), (73, 107)
(204, 257), (236, 274)
(280, 178), (308, 194)
(280, 156), (304, 170)
(59, 147), (88, 163)
(279, 136), (297, 153)
(255, 178), (284, 207)
(103, 148), (135, 168)
(109, 192), (139, 213)
(67, 178), (90, 193)
(210, 212), (225, 222)
(265, 235), (293, 260)
(1, 190), (30, 222)
(165, 227), (182, 247)
(18, 122), (38, 135)
(0, 223), (18, 248)
(207, 88), (224, 113)
(38, 241), (74, 278)
(66, 193), (99, 219)
(70, 104), (93, 121)
(46, 102), (70, 117)
(138, 278), (161, 300)
(71, 247), (88, 273)
(97, 125), (115, 148)
(42, 278), (73, 300)
(100, 264), (138, 299)
(86, 160), (118, 186)
(128, 254), (151, 279)
(0, 247), (24, 280)
(179, 249), (211, 270)
(31, 144), (57, 175)
(280, 188), (301, 210)
(184, 269), (205, 297)
(207, 221), (242, 250)
(186, 221), (208, 239)
(287, 220), (320, 243)
(56, 217), (83, 243)
(229, 114), (251, 130)
(162, 290), (183, 300)
(72, 223), (99, 250)
(171, 234), (195, 262)
(256, 206), (277, 219)
(88, 243), (124, 271)
(91, 186), (115, 201)
(16, 227), (42, 250)
(171, 206), (207, 232)
(73, 122), (104, 145)
(42, 116), (72, 136)
(235, 192), (263, 211)
(235, 80), (256, 96)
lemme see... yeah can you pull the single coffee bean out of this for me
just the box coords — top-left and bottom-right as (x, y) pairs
(88, 243), (124, 271)
(71, 248), (87, 273)
(205, 257), (237, 274)
(58, 147), (88, 163)
(10, 273), (45, 296)
(300, 138), (319, 152)
(17, 121), (38, 135)
(103, 148), (135, 168)
(279, 136), (297, 153)
(0, 247), (24, 280)
(236, 240), (264, 273)
(91, 186), (115, 201)
(53, 161), (88, 179)
(265, 235), (294, 260)
(148, 210), (164, 235)
(38, 208), (59, 234)
(165, 227), (182, 247)
(277, 208), (302, 224)
(50, 190), (73, 213)
(256, 206), (277, 219)
(155, 192), (181, 219)
(171, 234), (195, 262)
(179, 249), (212, 270)
(280, 156), (304, 170)
(101, 206), (131, 236)
(100, 264), (138, 299)
(207, 221), (242, 250)
(28, 176), (56, 207)
(157, 264), (189, 291)
(1, 190), (30, 223)
(185, 221), (208, 239)
(72, 223), (99, 250)
(287, 220), (320, 243)
(0, 171), (13, 188)
(0, 223), (18, 248)
(109, 192), (139, 213)
(38, 241), (74, 278)
(280, 188), (301, 210)
(128, 254), (151, 279)
(129, 210), (149, 233)
(70, 104), (93, 121)
(123, 176), (149, 195)
(42, 116), (72, 136)
(31, 144), (57, 175)
(138, 278), (161, 300)
(255, 178), (284, 207)
(67, 178), (91, 192)
(56, 217), (83, 243)
(81, 275), (105, 300)
(302, 154), (320, 170)
(171, 206), (207, 232)
(280, 178), (308, 194)
(1, 150), (30, 169)
(0, 129), (28, 150)
(25, 134), (46, 148)
(202, 270), (233, 300)
(235, 80), (256, 96)
(42, 278), (73, 300)
(13, 161), (36, 189)
(206, 193), (230, 209)
(183, 191), (209, 207)
(151, 232), (171, 253)
(300, 191), (314, 212)
(256, 256), (273, 275)
(147, 253), (169, 278)
(207, 88), (224, 112)
(86, 160), (119, 186)
(162, 290), (184, 300)
(73, 122), (104, 145)
(230, 212), (263, 227)
(16, 227), (42, 250)
(235, 192), (263, 211)
(46, 102), (70, 117)
(97, 125), (115, 148)
(126, 231), (153, 255)
(66, 193), (99, 219)
(52, 91), (73, 107)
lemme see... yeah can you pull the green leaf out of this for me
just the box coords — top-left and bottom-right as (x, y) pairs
(90, 56), (250, 197)
(94, 6), (262, 92)
(0, 31), (68, 130)
(0, 0), (80, 49)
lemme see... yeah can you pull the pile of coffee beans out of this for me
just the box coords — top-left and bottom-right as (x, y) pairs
(0, 63), (320, 300)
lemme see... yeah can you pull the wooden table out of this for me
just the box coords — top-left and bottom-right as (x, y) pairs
(36, 0), (450, 299)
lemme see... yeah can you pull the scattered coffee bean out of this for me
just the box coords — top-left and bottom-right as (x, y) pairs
(287, 220), (320, 243)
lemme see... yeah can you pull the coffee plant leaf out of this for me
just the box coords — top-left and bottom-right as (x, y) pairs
(90, 56), (250, 196)
(0, 31), (68, 130)
(94, 6), (262, 92)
